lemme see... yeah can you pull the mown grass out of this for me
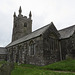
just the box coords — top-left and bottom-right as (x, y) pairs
(11, 59), (75, 75)
(41, 59), (75, 72)
(11, 66), (75, 75)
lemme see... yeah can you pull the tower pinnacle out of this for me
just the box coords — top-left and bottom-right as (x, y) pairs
(13, 12), (16, 17)
(29, 11), (32, 19)
(19, 6), (22, 15)
(12, 7), (32, 42)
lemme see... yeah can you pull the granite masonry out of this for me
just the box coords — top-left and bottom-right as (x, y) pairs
(0, 6), (75, 66)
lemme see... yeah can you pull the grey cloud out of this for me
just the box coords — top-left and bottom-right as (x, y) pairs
(0, 0), (75, 46)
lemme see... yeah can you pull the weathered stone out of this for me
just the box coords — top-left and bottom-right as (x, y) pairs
(0, 7), (75, 66)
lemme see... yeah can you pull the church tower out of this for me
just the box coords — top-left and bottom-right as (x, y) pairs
(12, 6), (32, 42)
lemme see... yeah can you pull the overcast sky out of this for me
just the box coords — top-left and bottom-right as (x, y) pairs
(0, 0), (75, 47)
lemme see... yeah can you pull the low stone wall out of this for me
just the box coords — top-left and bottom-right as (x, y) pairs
(0, 62), (14, 75)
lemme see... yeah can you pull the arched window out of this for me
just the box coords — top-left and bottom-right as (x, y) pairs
(29, 40), (35, 55)
(24, 22), (27, 27)
(30, 44), (34, 55)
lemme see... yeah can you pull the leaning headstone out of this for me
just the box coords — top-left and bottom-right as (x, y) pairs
(0, 62), (14, 75)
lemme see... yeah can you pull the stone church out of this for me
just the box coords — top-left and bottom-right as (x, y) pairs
(0, 6), (75, 66)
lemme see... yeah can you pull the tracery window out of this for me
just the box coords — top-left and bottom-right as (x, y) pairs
(49, 33), (56, 39)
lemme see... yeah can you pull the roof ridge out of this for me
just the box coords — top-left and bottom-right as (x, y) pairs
(16, 23), (50, 39)
(31, 22), (53, 35)
(59, 24), (75, 39)
(6, 23), (52, 47)
(32, 24), (50, 33)
(19, 23), (50, 40)
(59, 25), (75, 31)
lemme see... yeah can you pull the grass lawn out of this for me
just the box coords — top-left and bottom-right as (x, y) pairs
(11, 59), (75, 75)
(42, 59), (75, 72)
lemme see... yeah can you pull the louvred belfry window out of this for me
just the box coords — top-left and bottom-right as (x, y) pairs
(24, 22), (27, 27)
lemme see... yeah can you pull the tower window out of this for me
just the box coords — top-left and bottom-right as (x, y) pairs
(24, 22), (27, 27)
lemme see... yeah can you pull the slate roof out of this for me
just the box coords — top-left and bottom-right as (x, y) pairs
(0, 47), (7, 54)
(59, 25), (75, 39)
(6, 22), (53, 47)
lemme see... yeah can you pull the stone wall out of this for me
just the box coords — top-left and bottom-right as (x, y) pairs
(7, 35), (44, 66)
(7, 23), (62, 66)
(60, 32), (75, 59)
(43, 24), (60, 65)
(60, 39), (68, 60)
(26, 36), (44, 66)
